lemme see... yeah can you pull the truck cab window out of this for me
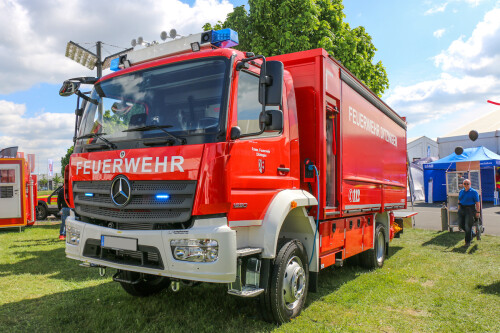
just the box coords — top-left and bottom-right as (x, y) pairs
(237, 71), (280, 137)
(75, 57), (229, 151)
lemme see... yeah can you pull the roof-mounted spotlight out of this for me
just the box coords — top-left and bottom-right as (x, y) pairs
(131, 39), (137, 47)
(169, 29), (178, 39)
(160, 31), (168, 41)
(65, 41), (98, 70)
(191, 42), (201, 52)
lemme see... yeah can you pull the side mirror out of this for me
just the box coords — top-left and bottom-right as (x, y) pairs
(259, 61), (284, 107)
(59, 80), (80, 97)
(230, 126), (241, 140)
(259, 110), (283, 131)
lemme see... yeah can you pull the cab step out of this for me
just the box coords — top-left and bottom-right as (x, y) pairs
(236, 247), (262, 257)
(228, 286), (264, 297)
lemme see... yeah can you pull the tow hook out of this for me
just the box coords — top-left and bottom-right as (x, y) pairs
(99, 267), (106, 277)
(171, 280), (180, 292)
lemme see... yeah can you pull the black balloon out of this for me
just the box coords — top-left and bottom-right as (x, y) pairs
(469, 130), (479, 141)
(455, 146), (464, 155)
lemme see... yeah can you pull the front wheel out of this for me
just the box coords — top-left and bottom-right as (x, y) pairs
(119, 271), (171, 297)
(260, 239), (309, 324)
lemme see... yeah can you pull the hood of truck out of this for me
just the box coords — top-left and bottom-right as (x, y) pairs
(70, 145), (204, 182)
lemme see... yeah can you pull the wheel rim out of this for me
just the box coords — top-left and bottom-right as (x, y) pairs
(376, 231), (385, 264)
(282, 255), (306, 310)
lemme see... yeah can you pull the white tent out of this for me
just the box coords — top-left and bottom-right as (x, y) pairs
(408, 157), (436, 202)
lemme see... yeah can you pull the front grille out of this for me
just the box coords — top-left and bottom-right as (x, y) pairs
(83, 239), (163, 269)
(73, 180), (196, 226)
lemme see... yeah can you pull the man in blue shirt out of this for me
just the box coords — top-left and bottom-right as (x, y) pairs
(458, 179), (481, 247)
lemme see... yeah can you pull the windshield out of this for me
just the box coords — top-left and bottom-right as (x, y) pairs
(75, 57), (229, 151)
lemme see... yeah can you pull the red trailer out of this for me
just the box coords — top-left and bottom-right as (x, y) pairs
(0, 156), (37, 229)
(61, 29), (407, 323)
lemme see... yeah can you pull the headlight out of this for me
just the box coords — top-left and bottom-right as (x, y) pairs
(66, 225), (81, 245)
(170, 239), (218, 262)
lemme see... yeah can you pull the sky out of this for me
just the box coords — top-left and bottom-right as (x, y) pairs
(0, 0), (499, 175)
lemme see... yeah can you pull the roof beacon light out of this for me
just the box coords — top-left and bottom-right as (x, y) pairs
(211, 28), (239, 48)
(110, 29), (239, 70)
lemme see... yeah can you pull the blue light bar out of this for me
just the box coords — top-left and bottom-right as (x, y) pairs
(85, 193), (94, 197)
(110, 57), (121, 71)
(212, 29), (239, 48)
(156, 194), (170, 200)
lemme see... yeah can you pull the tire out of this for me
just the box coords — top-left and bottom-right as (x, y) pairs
(260, 239), (309, 324)
(361, 224), (386, 269)
(476, 220), (482, 241)
(36, 204), (48, 220)
(119, 271), (171, 297)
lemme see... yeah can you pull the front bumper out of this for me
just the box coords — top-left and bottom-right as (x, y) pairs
(65, 216), (237, 283)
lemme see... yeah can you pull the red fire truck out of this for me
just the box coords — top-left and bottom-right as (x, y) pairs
(0, 150), (37, 229)
(61, 29), (407, 323)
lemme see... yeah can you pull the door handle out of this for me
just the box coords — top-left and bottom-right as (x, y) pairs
(277, 167), (290, 174)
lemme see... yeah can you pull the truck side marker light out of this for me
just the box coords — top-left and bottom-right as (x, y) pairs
(156, 194), (170, 200)
(291, 201), (297, 209)
(85, 193), (94, 197)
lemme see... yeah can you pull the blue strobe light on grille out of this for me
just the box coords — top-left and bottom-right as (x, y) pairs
(85, 193), (94, 197)
(156, 194), (170, 200)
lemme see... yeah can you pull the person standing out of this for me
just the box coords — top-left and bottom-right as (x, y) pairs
(57, 186), (69, 240)
(458, 179), (481, 247)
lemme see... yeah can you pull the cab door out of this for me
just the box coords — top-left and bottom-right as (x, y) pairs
(227, 69), (292, 226)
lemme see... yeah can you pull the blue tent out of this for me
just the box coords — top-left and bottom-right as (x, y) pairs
(423, 146), (500, 202)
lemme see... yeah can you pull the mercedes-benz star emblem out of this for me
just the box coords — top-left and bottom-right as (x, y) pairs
(110, 176), (132, 206)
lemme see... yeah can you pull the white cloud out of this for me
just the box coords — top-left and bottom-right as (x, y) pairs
(425, 2), (449, 15)
(434, 7), (500, 76)
(424, 0), (488, 15)
(0, 100), (74, 174)
(387, 5), (500, 137)
(433, 28), (446, 38)
(0, 0), (234, 94)
(386, 73), (498, 126)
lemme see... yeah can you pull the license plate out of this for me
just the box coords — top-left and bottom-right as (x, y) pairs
(101, 235), (138, 251)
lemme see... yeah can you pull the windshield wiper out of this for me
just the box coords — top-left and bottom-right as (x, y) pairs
(123, 125), (187, 145)
(76, 133), (117, 149)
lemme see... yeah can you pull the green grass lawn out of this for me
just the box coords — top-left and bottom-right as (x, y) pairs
(0, 225), (498, 332)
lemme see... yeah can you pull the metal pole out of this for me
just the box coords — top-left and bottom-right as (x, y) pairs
(96, 41), (102, 78)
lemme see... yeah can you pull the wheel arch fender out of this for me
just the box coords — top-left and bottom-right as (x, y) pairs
(254, 189), (319, 272)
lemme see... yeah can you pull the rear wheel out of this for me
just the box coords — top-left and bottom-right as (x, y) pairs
(36, 204), (48, 220)
(260, 239), (308, 324)
(361, 224), (386, 269)
(119, 271), (171, 297)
